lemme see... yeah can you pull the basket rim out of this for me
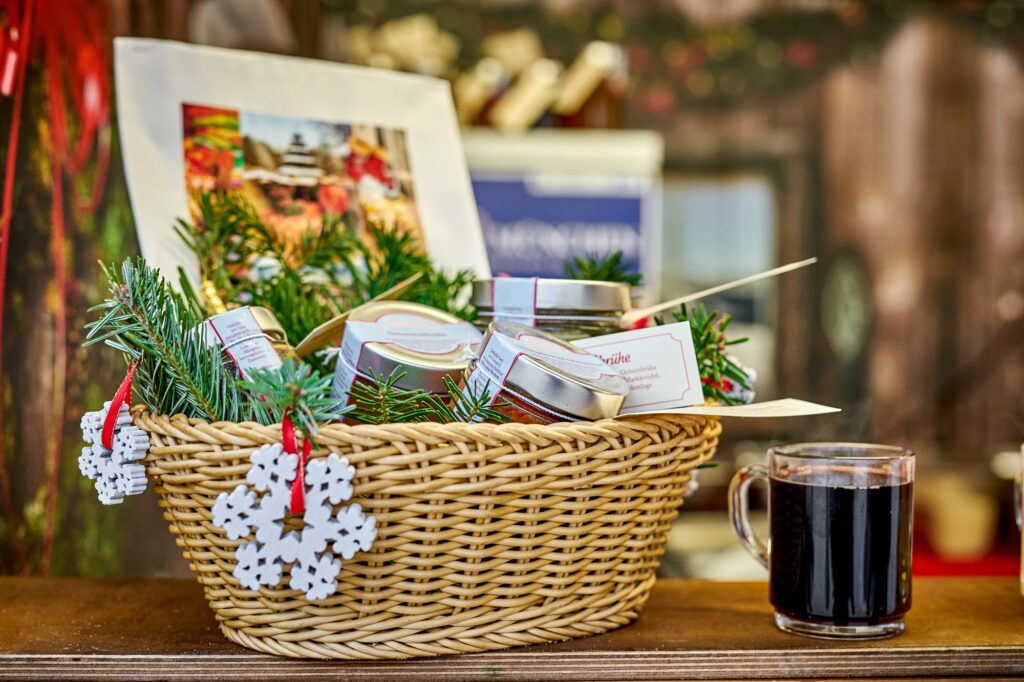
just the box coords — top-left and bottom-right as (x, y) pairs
(130, 405), (718, 444)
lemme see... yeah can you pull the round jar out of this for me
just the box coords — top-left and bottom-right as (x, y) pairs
(248, 306), (298, 361)
(203, 305), (297, 377)
(466, 321), (629, 424)
(472, 278), (630, 341)
(334, 301), (482, 415)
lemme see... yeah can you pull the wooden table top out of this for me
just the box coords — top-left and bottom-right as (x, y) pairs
(1, 576), (1023, 680)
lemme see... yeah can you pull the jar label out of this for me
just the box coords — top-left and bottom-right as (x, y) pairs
(464, 336), (518, 412)
(466, 327), (623, 417)
(513, 333), (610, 381)
(491, 277), (539, 326)
(203, 307), (283, 378)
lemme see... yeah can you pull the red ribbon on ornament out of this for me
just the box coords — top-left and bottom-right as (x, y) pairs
(100, 361), (138, 450)
(282, 412), (312, 516)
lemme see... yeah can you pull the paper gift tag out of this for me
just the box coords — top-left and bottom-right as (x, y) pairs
(573, 321), (704, 413)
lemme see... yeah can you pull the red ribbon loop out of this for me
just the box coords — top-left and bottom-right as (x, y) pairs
(283, 413), (311, 516)
(100, 360), (138, 449)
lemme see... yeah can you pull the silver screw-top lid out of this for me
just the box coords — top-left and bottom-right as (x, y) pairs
(472, 278), (631, 314)
(344, 301), (481, 393)
(475, 321), (629, 420)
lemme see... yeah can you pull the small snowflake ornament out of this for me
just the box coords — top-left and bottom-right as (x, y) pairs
(211, 443), (377, 601)
(78, 400), (150, 505)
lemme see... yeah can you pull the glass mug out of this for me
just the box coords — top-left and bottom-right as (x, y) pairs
(1014, 444), (1023, 596)
(729, 443), (915, 639)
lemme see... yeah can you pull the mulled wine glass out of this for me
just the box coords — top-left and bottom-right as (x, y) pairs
(728, 443), (914, 639)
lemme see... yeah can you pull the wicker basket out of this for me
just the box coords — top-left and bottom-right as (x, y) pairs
(133, 409), (721, 659)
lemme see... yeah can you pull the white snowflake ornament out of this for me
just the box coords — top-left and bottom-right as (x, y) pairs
(211, 486), (258, 540)
(78, 401), (150, 505)
(211, 443), (376, 601)
(290, 553), (341, 602)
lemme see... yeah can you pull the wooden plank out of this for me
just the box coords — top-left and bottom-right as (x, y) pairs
(1, 578), (1023, 680)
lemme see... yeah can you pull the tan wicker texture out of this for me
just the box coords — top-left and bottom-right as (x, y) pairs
(133, 409), (721, 659)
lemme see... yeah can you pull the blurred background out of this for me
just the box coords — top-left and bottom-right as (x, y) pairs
(0, 0), (1022, 580)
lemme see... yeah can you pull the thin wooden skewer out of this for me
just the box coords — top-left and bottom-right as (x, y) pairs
(619, 257), (818, 327)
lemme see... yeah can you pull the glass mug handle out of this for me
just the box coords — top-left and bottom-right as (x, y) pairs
(1015, 468), (1022, 531)
(728, 464), (770, 569)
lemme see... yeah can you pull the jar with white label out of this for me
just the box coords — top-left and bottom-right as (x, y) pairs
(472, 278), (630, 341)
(465, 321), (629, 424)
(332, 301), (482, 416)
(203, 306), (296, 378)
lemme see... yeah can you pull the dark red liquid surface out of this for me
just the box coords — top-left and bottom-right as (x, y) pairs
(769, 477), (913, 625)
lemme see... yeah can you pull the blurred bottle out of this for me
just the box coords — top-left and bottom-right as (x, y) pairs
(552, 41), (628, 129)
(489, 58), (563, 132)
(481, 28), (544, 80)
(454, 57), (508, 127)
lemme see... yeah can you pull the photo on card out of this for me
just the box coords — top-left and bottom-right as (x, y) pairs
(181, 104), (423, 248)
(115, 38), (489, 285)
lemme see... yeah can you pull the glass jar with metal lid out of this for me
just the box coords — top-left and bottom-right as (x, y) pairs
(465, 321), (629, 424)
(203, 305), (297, 378)
(248, 306), (298, 361)
(332, 301), (482, 417)
(472, 277), (630, 341)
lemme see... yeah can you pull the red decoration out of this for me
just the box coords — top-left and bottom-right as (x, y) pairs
(783, 38), (820, 69)
(0, 0), (111, 574)
(100, 362), (139, 451)
(636, 84), (676, 117)
(667, 44), (706, 80)
(282, 412), (313, 516)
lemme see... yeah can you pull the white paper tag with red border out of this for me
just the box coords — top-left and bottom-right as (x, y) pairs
(331, 319), (480, 405)
(491, 277), (539, 326)
(573, 322), (704, 413)
(203, 307), (282, 378)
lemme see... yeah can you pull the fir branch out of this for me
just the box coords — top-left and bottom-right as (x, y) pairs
(246, 270), (345, 353)
(175, 191), (266, 298)
(175, 193), (479, 340)
(345, 368), (510, 425)
(564, 251), (643, 286)
(344, 368), (434, 425)
(243, 359), (340, 441)
(84, 258), (269, 423)
(420, 374), (511, 424)
(412, 269), (477, 321)
(657, 303), (754, 406)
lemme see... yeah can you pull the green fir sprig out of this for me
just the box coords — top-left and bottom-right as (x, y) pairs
(244, 359), (341, 441)
(344, 368), (436, 425)
(421, 375), (511, 424)
(85, 258), (342, 438)
(344, 368), (510, 425)
(84, 258), (270, 424)
(176, 192), (478, 348)
(658, 303), (753, 406)
(564, 251), (643, 286)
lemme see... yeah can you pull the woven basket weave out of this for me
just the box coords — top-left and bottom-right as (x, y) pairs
(133, 409), (721, 659)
